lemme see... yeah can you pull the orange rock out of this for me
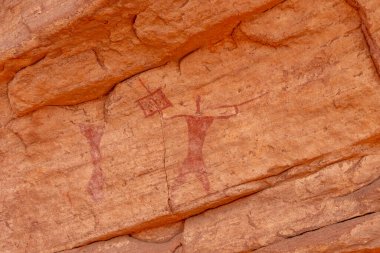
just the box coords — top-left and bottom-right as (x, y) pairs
(5, 0), (284, 115)
(0, 0), (380, 252)
(182, 155), (380, 252)
(64, 233), (182, 253)
(345, 0), (380, 74)
(253, 213), (380, 253)
(0, 0), (105, 85)
(132, 221), (184, 243)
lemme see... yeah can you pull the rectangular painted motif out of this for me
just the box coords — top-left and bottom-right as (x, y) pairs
(137, 88), (172, 117)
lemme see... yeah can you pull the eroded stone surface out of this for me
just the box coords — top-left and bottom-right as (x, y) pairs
(0, 0), (104, 60)
(182, 155), (380, 252)
(253, 212), (380, 253)
(5, 0), (284, 115)
(0, 0), (380, 252)
(0, 0), (105, 85)
(132, 221), (184, 243)
(0, 99), (172, 252)
(130, 0), (380, 212)
(64, 233), (182, 253)
(0, 84), (12, 127)
(347, 0), (380, 73)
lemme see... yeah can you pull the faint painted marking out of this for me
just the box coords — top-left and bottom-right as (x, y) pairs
(136, 78), (172, 117)
(79, 124), (105, 201)
(169, 96), (238, 192)
(136, 77), (267, 193)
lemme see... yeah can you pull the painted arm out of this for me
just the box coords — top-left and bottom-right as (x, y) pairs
(161, 114), (188, 120)
(215, 105), (239, 119)
(215, 91), (269, 114)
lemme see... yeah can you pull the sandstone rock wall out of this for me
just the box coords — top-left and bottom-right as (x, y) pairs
(0, 0), (379, 252)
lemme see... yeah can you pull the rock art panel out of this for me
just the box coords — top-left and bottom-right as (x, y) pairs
(134, 0), (380, 211)
(0, 98), (171, 253)
(0, 0), (380, 252)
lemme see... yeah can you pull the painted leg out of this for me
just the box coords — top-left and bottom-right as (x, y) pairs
(87, 167), (104, 201)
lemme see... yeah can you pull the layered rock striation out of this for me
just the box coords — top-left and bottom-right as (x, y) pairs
(0, 0), (380, 252)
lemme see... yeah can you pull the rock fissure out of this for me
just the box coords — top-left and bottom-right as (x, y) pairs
(57, 134), (380, 252)
(159, 111), (174, 213)
(250, 211), (379, 252)
(1, 0), (380, 252)
(91, 48), (107, 71)
(336, 174), (380, 199)
(4, 0), (291, 117)
(344, 0), (380, 78)
(177, 47), (201, 75)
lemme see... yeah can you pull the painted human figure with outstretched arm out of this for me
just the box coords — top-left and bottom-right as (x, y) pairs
(166, 96), (238, 192)
(136, 78), (266, 192)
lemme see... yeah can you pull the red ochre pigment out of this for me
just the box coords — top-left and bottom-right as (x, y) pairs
(79, 124), (105, 201)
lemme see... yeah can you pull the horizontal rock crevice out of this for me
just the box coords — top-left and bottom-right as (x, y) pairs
(1, 0), (380, 252)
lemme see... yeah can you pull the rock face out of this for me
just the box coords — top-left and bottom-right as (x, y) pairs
(0, 0), (379, 253)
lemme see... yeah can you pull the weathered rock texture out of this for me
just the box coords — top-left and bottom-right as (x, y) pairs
(0, 0), (380, 252)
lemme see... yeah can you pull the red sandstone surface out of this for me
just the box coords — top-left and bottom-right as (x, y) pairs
(0, 0), (380, 252)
